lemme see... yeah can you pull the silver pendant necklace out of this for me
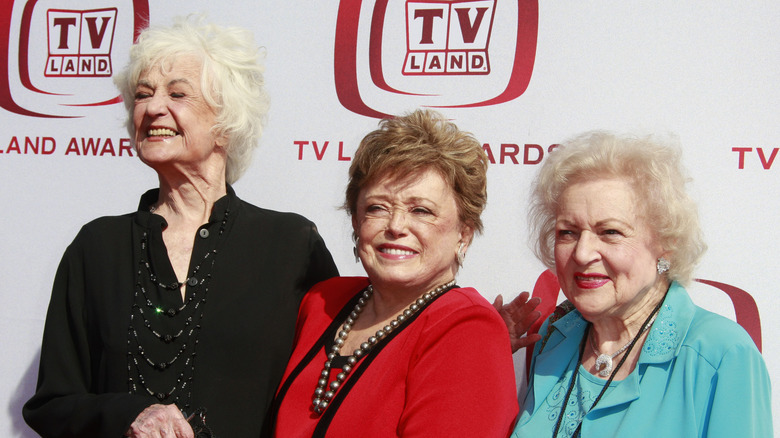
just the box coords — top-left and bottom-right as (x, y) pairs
(552, 293), (666, 438)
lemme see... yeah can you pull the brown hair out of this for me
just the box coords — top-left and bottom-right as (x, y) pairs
(345, 109), (488, 233)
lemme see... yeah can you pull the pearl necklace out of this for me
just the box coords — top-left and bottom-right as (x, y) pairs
(310, 279), (456, 415)
(590, 312), (659, 377)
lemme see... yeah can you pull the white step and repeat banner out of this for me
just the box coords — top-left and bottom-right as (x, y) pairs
(1, 1), (778, 435)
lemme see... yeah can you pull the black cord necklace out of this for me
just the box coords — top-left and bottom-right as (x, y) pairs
(551, 294), (666, 438)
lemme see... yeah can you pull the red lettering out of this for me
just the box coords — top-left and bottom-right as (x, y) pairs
(756, 147), (778, 169)
(80, 138), (100, 155)
(410, 54), (422, 70)
(64, 59), (76, 73)
(338, 141), (351, 161)
(80, 58), (92, 74)
(481, 143), (562, 165)
(294, 140), (309, 160)
(6, 137), (21, 154)
(100, 138), (116, 156)
(42, 137), (56, 155)
(732, 147), (752, 169)
(454, 7), (487, 43)
(414, 9), (444, 44)
(482, 143), (496, 164)
(450, 54), (463, 70)
(84, 16), (111, 49)
(500, 144), (520, 164)
(428, 56), (442, 70)
(119, 138), (133, 156)
(60, 137), (128, 157)
(471, 55), (484, 69)
(24, 137), (39, 154)
(312, 141), (329, 160)
(524, 144), (543, 164)
(65, 138), (80, 155)
(294, 140), (343, 160)
(3, 137), (56, 154)
(53, 17), (77, 49)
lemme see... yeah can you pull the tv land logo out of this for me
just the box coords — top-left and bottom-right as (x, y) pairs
(403, 1), (495, 75)
(335, 0), (538, 118)
(44, 9), (117, 78)
(0, 0), (148, 118)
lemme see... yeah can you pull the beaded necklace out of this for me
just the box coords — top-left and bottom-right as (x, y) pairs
(126, 207), (229, 410)
(310, 279), (456, 415)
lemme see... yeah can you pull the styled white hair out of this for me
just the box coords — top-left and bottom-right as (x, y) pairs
(529, 131), (707, 285)
(114, 15), (269, 184)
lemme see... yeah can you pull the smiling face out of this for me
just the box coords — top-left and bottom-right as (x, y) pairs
(554, 178), (668, 324)
(132, 55), (226, 175)
(353, 168), (473, 295)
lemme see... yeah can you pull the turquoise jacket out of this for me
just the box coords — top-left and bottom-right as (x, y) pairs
(512, 282), (772, 437)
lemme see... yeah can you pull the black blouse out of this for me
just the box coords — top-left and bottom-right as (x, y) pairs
(23, 186), (338, 437)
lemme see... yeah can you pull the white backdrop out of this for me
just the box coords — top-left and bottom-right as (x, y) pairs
(1, 1), (778, 436)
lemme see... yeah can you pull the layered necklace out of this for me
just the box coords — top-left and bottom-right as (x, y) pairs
(126, 207), (229, 410)
(551, 293), (666, 438)
(310, 279), (456, 415)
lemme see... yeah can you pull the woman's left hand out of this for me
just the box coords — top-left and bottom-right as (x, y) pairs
(493, 291), (542, 353)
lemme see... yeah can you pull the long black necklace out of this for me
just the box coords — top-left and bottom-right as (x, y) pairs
(551, 294), (666, 438)
(126, 207), (229, 410)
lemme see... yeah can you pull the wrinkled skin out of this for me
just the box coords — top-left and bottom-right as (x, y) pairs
(125, 404), (194, 438)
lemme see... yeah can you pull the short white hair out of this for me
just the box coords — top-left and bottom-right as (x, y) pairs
(114, 15), (269, 183)
(529, 131), (707, 285)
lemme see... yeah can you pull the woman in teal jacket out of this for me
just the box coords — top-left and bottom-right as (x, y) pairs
(511, 131), (772, 437)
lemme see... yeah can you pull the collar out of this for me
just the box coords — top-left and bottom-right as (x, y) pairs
(636, 282), (696, 363)
(528, 283), (696, 411)
(543, 282), (694, 364)
(134, 184), (238, 229)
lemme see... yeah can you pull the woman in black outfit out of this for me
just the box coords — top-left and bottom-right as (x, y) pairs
(23, 16), (337, 438)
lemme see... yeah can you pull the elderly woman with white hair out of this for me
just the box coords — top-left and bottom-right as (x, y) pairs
(511, 132), (772, 437)
(23, 17), (337, 438)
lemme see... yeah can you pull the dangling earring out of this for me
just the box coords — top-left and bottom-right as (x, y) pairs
(456, 242), (465, 267)
(656, 257), (670, 275)
(353, 237), (360, 263)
